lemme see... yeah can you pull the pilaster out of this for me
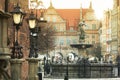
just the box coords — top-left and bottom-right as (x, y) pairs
(10, 59), (25, 80)
(26, 58), (40, 80)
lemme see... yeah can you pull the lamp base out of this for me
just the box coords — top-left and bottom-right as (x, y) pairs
(11, 40), (23, 59)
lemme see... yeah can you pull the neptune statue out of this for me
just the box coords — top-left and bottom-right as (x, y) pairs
(78, 21), (86, 42)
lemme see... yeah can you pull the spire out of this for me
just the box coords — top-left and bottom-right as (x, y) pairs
(49, 0), (54, 9)
(89, 0), (92, 9)
(50, 0), (52, 6)
(80, 3), (83, 21)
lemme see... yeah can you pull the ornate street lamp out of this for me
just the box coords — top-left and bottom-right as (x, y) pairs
(27, 11), (39, 58)
(28, 11), (36, 29)
(10, 3), (25, 59)
(28, 1), (47, 79)
(27, 0), (47, 58)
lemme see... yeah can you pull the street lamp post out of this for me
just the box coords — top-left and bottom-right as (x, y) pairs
(10, 3), (25, 59)
(64, 56), (69, 80)
(27, 11), (44, 80)
(27, 1), (47, 79)
(28, 11), (39, 58)
(10, 3), (26, 80)
(44, 56), (46, 76)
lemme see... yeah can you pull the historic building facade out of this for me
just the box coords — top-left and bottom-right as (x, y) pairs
(44, 1), (100, 56)
(100, 10), (111, 55)
(100, 0), (120, 61)
(110, 0), (120, 57)
(111, 0), (119, 55)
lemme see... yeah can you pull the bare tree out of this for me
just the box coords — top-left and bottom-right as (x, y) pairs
(37, 23), (55, 54)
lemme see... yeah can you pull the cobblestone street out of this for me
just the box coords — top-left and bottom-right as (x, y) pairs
(43, 78), (120, 80)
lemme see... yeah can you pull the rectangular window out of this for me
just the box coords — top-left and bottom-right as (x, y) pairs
(73, 39), (77, 44)
(70, 27), (74, 31)
(60, 39), (64, 45)
(55, 40), (58, 45)
(92, 24), (96, 29)
(66, 39), (70, 45)
(54, 26), (57, 31)
(92, 35), (95, 38)
(92, 41), (95, 44)
(85, 23), (91, 30)
(47, 17), (50, 22)
(29, 0), (37, 9)
(53, 17), (56, 22)
(60, 26), (63, 31)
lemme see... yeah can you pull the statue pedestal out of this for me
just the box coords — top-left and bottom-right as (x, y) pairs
(10, 59), (25, 80)
(26, 58), (40, 80)
(79, 39), (85, 44)
(78, 48), (87, 58)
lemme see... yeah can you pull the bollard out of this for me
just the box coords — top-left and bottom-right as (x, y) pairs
(64, 75), (68, 80)
(38, 72), (42, 80)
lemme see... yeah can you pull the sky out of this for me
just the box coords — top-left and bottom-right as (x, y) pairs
(42, 0), (113, 18)
(42, 0), (113, 9)
(40, 0), (113, 19)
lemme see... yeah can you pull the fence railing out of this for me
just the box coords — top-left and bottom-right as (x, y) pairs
(50, 63), (118, 78)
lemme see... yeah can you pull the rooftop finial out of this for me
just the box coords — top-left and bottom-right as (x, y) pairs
(50, 0), (52, 7)
(80, 2), (83, 21)
(89, 0), (92, 9)
(80, 2), (82, 8)
(49, 0), (54, 8)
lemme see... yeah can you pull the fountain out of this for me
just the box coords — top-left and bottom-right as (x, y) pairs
(47, 21), (116, 78)
(70, 20), (93, 58)
(48, 21), (93, 78)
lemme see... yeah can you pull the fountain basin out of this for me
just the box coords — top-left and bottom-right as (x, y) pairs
(70, 43), (93, 49)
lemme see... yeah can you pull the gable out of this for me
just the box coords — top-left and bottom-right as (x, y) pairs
(45, 8), (65, 22)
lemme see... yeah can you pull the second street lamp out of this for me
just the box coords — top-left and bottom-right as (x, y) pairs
(28, 11), (39, 58)
(28, 11), (36, 29)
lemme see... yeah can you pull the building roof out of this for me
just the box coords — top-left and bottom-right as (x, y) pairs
(46, 1), (92, 30)
(56, 9), (88, 27)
